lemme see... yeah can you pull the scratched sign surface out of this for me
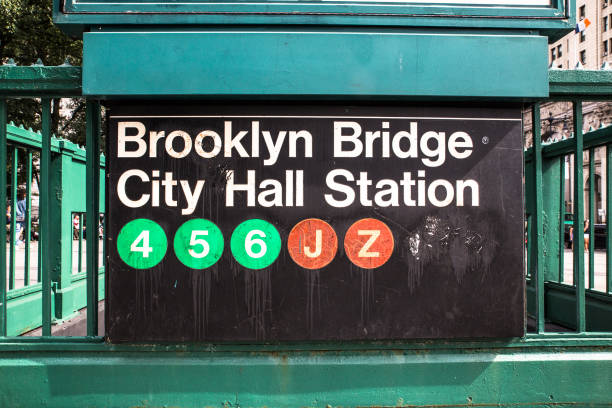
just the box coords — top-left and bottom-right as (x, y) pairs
(106, 103), (525, 342)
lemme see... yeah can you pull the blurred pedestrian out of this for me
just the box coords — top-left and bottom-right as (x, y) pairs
(15, 191), (26, 246)
(73, 214), (81, 239)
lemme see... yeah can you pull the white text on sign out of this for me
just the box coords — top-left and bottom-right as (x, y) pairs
(115, 120), (480, 213)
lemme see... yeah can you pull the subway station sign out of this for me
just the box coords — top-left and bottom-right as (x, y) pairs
(106, 104), (524, 342)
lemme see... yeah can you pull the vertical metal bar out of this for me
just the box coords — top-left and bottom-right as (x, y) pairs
(0, 99), (7, 336)
(37, 221), (41, 283)
(86, 100), (100, 336)
(608, 144), (612, 294)
(41, 98), (52, 336)
(573, 101), (586, 332)
(9, 148), (17, 290)
(527, 214), (532, 277)
(559, 156), (566, 283)
(102, 213), (106, 271)
(24, 151), (32, 286)
(588, 148), (595, 290)
(78, 212), (83, 273)
(526, 161), (533, 279)
(532, 104), (545, 333)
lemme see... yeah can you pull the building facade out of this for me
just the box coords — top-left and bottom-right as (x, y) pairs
(549, 0), (612, 69)
(540, 0), (612, 224)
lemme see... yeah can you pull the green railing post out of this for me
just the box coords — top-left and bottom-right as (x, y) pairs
(37, 223), (42, 283)
(559, 155), (565, 283)
(542, 153), (563, 283)
(608, 144), (612, 294)
(102, 208), (106, 270)
(86, 100), (100, 336)
(588, 148), (595, 289)
(0, 99), (7, 336)
(8, 147), (17, 290)
(41, 98), (52, 336)
(77, 213), (82, 273)
(527, 214), (532, 277)
(50, 148), (79, 321)
(532, 103), (545, 333)
(573, 100), (586, 332)
(24, 151), (32, 286)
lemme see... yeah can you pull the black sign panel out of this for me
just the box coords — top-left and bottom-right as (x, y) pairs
(106, 103), (524, 342)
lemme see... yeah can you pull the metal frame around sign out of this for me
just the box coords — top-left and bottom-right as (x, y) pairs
(54, 0), (573, 37)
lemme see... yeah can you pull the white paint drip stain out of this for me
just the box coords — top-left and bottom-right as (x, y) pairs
(191, 265), (218, 339)
(305, 269), (321, 335)
(402, 214), (499, 292)
(244, 267), (272, 340)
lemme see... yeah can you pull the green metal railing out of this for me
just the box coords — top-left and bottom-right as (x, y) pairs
(71, 211), (106, 274)
(0, 61), (104, 337)
(7, 142), (40, 289)
(0, 122), (106, 335)
(525, 68), (612, 333)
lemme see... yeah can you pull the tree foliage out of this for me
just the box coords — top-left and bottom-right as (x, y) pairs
(1, 0), (85, 144)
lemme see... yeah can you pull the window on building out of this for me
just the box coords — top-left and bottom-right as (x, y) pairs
(605, 0), (609, 8)
(551, 48), (556, 60)
(605, 16), (609, 31)
(580, 50), (587, 65)
(557, 44), (562, 57)
(604, 40), (609, 56)
(581, 31), (586, 42)
(580, 5), (586, 19)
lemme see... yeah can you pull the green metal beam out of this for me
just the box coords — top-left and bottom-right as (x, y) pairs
(546, 125), (612, 159)
(82, 31), (548, 99)
(2, 334), (612, 349)
(0, 65), (81, 97)
(525, 125), (612, 164)
(549, 69), (612, 98)
(59, 0), (570, 18)
(53, 0), (574, 41)
(0, 347), (610, 408)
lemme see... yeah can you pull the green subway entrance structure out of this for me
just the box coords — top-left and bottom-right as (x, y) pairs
(0, 0), (610, 406)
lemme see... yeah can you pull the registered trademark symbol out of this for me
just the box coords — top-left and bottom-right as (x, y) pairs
(482, 136), (489, 144)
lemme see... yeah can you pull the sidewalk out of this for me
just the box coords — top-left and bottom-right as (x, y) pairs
(562, 248), (609, 292)
(5, 240), (103, 289)
(22, 301), (105, 336)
